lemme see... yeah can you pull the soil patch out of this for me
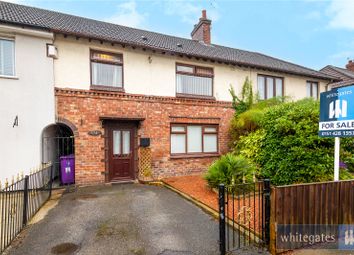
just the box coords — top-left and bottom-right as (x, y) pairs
(163, 175), (262, 234)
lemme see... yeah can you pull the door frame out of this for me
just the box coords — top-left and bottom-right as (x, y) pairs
(103, 121), (138, 182)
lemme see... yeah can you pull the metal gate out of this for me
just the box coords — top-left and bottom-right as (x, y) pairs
(42, 136), (74, 179)
(218, 180), (270, 255)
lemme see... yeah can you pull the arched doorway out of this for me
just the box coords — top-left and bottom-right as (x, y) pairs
(41, 123), (75, 180)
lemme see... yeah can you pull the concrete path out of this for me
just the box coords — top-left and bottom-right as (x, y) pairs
(6, 184), (221, 255)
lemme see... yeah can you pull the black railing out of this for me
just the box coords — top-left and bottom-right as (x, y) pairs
(218, 180), (271, 255)
(0, 163), (53, 253)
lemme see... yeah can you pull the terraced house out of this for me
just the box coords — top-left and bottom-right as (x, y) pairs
(0, 1), (336, 185)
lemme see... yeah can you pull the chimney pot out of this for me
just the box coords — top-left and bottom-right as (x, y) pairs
(202, 10), (207, 19)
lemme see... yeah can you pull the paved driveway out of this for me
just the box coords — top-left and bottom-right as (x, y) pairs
(6, 184), (221, 255)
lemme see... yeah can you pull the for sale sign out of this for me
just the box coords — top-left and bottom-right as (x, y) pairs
(319, 85), (354, 137)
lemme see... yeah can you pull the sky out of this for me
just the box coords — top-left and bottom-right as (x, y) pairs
(4, 0), (354, 71)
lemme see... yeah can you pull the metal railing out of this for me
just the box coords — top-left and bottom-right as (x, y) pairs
(0, 163), (53, 253)
(218, 180), (271, 255)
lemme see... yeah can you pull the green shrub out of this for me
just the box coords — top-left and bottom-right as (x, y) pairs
(229, 77), (254, 116)
(236, 129), (265, 172)
(204, 153), (255, 189)
(230, 97), (285, 144)
(258, 98), (354, 185)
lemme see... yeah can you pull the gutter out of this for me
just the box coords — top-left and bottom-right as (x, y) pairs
(0, 23), (53, 39)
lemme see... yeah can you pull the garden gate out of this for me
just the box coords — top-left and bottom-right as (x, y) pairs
(218, 180), (271, 255)
(42, 136), (74, 179)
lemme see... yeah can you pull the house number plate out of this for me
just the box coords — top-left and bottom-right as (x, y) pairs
(88, 130), (102, 136)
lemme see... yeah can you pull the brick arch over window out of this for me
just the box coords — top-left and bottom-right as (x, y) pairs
(56, 117), (78, 135)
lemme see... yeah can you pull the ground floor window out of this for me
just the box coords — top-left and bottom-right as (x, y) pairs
(170, 124), (218, 155)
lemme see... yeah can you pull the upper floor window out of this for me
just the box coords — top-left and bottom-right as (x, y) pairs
(176, 63), (213, 98)
(257, 75), (283, 100)
(306, 81), (318, 99)
(91, 50), (123, 90)
(170, 124), (218, 155)
(0, 39), (15, 77)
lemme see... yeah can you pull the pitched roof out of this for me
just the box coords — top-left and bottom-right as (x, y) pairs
(320, 65), (354, 88)
(0, 1), (335, 81)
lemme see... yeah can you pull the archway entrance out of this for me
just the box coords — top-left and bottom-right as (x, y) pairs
(41, 123), (74, 181)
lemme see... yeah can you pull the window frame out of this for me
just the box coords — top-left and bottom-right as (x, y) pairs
(0, 37), (16, 78)
(170, 123), (219, 157)
(257, 74), (284, 100)
(90, 49), (124, 92)
(175, 63), (215, 99)
(306, 81), (319, 99)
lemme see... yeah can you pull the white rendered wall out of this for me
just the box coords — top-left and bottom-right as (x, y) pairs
(0, 25), (54, 182)
(54, 35), (329, 101)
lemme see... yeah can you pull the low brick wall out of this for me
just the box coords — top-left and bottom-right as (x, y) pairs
(55, 88), (234, 185)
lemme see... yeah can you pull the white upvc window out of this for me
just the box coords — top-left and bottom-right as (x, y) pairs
(170, 124), (218, 155)
(0, 38), (15, 77)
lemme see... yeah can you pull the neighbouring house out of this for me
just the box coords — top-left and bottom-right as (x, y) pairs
(321, 60), (354, 89)
(0, 20), (56, 182)
(0, 2), (336, 185)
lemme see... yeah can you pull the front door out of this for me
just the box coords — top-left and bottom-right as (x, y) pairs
(107, 123), (135, 181)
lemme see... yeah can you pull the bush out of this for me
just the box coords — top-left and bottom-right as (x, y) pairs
(236, 129), (265, 172)
(258, 99), (354, 185)
(229, 76), (254, 116)
(230, 97), (285, 144)
(204, 153), (255, 189)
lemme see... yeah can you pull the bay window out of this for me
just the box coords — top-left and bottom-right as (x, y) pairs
(0, 38), (15, 77)
(176, 63), (213, 98)
(170, 124), (218, 155)
(306, 81), (318, 99)
(91, 50), (123, 90)
(257, 75), (283, 100)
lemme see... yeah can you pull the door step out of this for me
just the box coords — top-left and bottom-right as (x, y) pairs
(109, 180), (137, 185)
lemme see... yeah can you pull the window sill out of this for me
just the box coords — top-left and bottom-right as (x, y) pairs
(0, 75), (19, 80)
(176, 93), (216, 100)
(90, 85), (125, 93)
(170, 153), (220, 159)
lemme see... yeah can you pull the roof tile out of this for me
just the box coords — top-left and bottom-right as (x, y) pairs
(0, 1), (334, 80)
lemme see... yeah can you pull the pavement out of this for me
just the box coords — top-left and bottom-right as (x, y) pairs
(5, 183), (266, 255)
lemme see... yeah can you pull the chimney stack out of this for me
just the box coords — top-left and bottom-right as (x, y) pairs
(191, 10), (211, 44)
(346, 60), (354, 72)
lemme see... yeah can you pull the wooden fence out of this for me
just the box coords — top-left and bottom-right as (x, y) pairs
(269, 180), (354, 254)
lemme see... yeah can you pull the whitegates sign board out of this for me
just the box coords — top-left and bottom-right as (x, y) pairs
(319, 85), (354, 137)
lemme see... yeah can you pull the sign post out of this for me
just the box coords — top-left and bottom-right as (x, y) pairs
(334, 137), (340, 181)
(319, 85), (354, 181)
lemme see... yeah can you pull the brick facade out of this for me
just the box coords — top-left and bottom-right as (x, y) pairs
(56, 88), (234, 185)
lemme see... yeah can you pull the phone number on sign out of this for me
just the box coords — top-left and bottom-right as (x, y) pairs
(319, 130), (354, 137)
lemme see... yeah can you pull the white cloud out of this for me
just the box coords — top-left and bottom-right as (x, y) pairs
(163, 0), (219, 25)
(105, 1), (147, 28)
(327, 0), (354, 30)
